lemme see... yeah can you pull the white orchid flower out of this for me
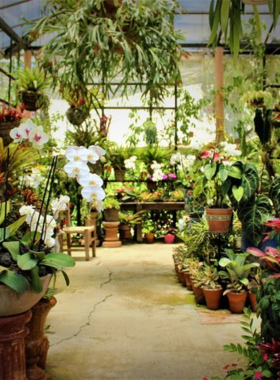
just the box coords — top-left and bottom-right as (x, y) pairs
(81, 186), (106, 202)
(18, 119), (38, 140)
(29, 126), (50, 149)
(65, 146), (89, 162)
(44, 235), (56, 248)
(64, 161), (90, 178)
(78, 173), (103, 188)
(86, 146), (100, 164)
(19, 205), (35, 224)
(10, 126), (24, 142)
(88, 145), (106, 158)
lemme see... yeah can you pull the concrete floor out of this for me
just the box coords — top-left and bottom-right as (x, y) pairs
(46, 243), (260, 380)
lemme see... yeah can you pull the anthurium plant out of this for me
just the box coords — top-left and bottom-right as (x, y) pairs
(219, 249), (260, 294)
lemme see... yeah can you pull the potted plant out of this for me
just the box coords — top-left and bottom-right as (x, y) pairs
(118, 210), (145, 240)
(103, 197), (121, 222)
(142, 219), (156, 244)
(0, 103), (24, 146)
(107, 145), (135, 182)
(194, 146), (243, 233)
(219, 249), (260, 313)
(201, 264), (223, 310)
(189, 262), (205, 304)
(15, 67), (51, 112)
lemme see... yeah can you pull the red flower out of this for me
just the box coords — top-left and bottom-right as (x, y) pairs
(223, 364), (230, 370)
(201, 150), (213, 159)
(263, 353), (268, 361)
(203, 377), (209, 380)
(254, 371), (263, 379)
(231, 363), (237, 367)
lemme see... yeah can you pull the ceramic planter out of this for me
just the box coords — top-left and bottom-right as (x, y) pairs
(205, 207), (233, 233)
(0, 274), (52, 317)
(203, 287), (223, 310)
(104, 208), (119, 222)
(164, 234), (175, 244)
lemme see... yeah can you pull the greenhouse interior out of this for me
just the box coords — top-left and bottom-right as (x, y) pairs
(2, 0), (280, 379)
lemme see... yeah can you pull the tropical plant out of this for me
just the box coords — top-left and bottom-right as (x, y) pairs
(200, 264), (221, 290)
(107, 144), (135, 171)
(27, 0), (185, 111)
(219, 249), (260, 294)
(205, 308), (274, 380)
(208, 0), (280, 59)
(0, 103), (24, 123)
(15, 67), (51, 111)
(118, 211), (145, 227)
(0, 200), (75, 294)
(142, 219), (156, 234)
(103, 197), (121, 210)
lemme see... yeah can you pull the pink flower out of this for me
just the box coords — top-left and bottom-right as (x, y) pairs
(254, 371), (263, 379)
(213, 152), (220, 162)
(201, 150), (213, 159)
(263, 353), (268, 361)
(168, 173), (177, 179)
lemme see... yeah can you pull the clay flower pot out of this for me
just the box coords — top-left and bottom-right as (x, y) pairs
(205, 207), (233, 233)
(164, 233), (175, 244)
(227, 291), (248, 314)
(203, 287), (223, 310)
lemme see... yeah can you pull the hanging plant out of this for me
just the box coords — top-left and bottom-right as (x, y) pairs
(26, 0), (186, 109)
(208, 0), (280, 58)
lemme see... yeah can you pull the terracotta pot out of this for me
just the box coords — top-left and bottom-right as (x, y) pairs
(147, 181), (157, 191)
(25, 297), (57, 379)
(248, 290), (257, 313)
(183, 272), (193, 291)
(145, 232), (155, 244)
(164, 234), (175, 244)
(178, 270), (186, 287)
(203, 287), (223, 310)
(227, 291), (248, 314)
(0, 274), (52, 317)
(104, 208), (119, 222)
(192, 285), (205, 304)
(205, 207), (233, 233)
(0, 309), (32, 380)
(0, 121), (21, 146)
(119, 224), (132, 240)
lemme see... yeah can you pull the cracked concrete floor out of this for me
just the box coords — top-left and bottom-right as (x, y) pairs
(46, 243), (260, 380)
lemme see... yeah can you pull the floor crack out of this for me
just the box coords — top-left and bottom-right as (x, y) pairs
(50, 268), (113, 347)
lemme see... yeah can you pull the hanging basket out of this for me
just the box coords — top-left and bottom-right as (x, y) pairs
(20, 91), (42, 111)
(205, 207), (233, 233)
(0, 121), (21, 146)
(66, 106), (90, 126)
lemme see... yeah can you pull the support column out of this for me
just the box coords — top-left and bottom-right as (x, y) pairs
(24, 50), (32, 69)
(214, 46), (225, 143)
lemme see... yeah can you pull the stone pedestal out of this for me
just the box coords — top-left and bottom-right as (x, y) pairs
(0, 310), (32, 380)
(102, 221), (122, 248)
(25, 297), (57, 380)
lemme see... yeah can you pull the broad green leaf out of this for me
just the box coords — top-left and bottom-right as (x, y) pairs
(219, 166), (228, 181)
(221, 0), (230, 34)
(0, 269), (30, 293)
(232, 185), (244, 202)
(17, 252), (38, 270)
(41, 253), (76, 270)
(2, 241), (20, 260)
(204, 163), (217, 180)
(219, 257), (231, 267)
(228, 165), (242, 179)
(0, 201), (11, 225)
(0, 216), (27, 242)
(21, 231), (41, 245)
(30, 266), (43, 294)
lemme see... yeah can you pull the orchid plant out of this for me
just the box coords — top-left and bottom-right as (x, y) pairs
(63, 145), (106, 211)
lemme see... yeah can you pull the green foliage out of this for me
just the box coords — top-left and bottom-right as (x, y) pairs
(119, 211), (145, 227)
(103, 197), (121, 210)
(27, 0), (184, 108)
(15, 67), (51, 93)
(143, 119), (158, 146)
(219, 249), (259, 293)
(142, 219), (155, 234)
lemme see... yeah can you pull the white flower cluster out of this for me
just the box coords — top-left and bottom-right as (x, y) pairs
(220, 142), (241, 157)
(10, 119), (49, 149)
(170, 153), (196, 171)
(124, 156), (137, 170)
(64, 145), (106, 211)
(19, 195), (70, 248)
(150, 160), (165, 182)
(21, 168), (44, 188)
